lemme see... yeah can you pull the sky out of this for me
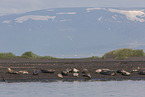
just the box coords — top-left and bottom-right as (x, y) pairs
(0, 0), (145, 15)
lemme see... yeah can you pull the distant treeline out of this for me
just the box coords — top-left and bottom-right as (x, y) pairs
(84, 48), (144, 60)
(102, 48), (144, 59)
(0, 51), (57, 59)
(0, 48), (144, 60)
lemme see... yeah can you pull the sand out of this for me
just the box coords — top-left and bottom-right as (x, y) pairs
(1, 57), (145, 82)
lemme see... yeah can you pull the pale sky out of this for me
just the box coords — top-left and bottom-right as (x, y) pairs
(0, 0), (145, 15)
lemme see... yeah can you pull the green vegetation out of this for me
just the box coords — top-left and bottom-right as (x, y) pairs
(102, 48), (144, 59)
(0, 51), (56, 59)
(0, 52), (16, 59)
(21, 51), (41, 59)
(0, 48), (144, 60)
(85, 56), (101, 59)
(41, 56), (57, 59)
(21, 51), (57, 59)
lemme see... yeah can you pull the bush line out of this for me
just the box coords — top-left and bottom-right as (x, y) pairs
(0, 48), (144, 59)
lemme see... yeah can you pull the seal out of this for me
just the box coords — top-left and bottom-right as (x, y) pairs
(73, 73), (79, 77)
(95, 69), (116, 76)
(18, 70), (29, 74)
(82, 73), (91, 78)
(117, 69), (131, 76)
(66, 68), (72, 73)
(82, 69), (88, 74)
(73, 68), (79, 73)
(41, 69), (55, 73)
(33, 70), (39, 75)
(61, 70), (68, 76)
(139, 71), (145, 75)
(57, 73), (63, 79)
(8, 68), (19, 74)
(100, 70), (116, 76)
(95, 69), (110, 73)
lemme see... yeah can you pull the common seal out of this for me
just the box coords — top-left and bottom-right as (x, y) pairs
(139, 71), (145, 75)
(66, 68), (72, 73)
(95, 69), (110, 73)
(61, 70), (68, 76)
(100, 70), (116, 76)
(95, 69), (116, 76)
(57, 73), (63, 79)
(8, 68), (19, 74)
(82, 69), (91, 78)
(73, 73), (79, 77)
(33, 70), (39, 75)
(18, 70), (29, 74)
(41, 69), (55, 73)
(82, 73), (91, 78)
(117, 69), (131, 76)
(82, 69), (88, 74)
(73, 68), (79, 73)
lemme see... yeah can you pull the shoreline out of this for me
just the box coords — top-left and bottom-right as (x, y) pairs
(2, 78), (145, 83)
(1, 58), (145, 82)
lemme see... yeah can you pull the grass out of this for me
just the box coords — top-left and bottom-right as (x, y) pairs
(21, 51), (57, 59)
(0, 52), (16, 59)
(0, 48), (144, 60)
(85, 56), (101, 59)
(21, 51), (41, 59)
(41, 56), (57, 59)
(102, 48), (144, 59)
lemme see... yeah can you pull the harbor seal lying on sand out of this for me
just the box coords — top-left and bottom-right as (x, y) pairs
(82, 69), (91, 78)
(8, 68), (19, 74)
(95, 69), (116, 76)
(117, 69), (131, 76)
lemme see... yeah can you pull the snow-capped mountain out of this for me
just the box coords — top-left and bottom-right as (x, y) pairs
(0, 7), (145, 58)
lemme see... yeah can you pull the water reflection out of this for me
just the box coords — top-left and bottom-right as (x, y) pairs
(0, 80), (145, 97)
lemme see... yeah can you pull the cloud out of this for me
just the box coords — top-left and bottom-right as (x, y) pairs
(66, 35), (73, 41)
(108, 8), (145, 22)
(56, 12), (76, 15)
(15, 15), (56, 23)
(122, 42), (145, 48)
(59, 19), (71, 22)
(0, 0), (145, 15)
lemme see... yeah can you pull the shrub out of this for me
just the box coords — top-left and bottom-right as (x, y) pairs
(21, 51), (40, 59)
(85, 56), (101, 59)
(102, 48), (144, 59)
(41, 56), (57, 59)
(0, 52), (16, 59)
(21, 51), (57, 59)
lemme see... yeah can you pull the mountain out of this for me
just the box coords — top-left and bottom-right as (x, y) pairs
(0, 7), (145, 58)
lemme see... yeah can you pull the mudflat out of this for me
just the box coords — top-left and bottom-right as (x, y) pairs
(1, 57), (145, 82)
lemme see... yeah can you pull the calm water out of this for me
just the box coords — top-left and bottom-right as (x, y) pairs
(0, 80), (145, 97)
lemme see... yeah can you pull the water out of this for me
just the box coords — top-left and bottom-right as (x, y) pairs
(0, 80), (145, 97)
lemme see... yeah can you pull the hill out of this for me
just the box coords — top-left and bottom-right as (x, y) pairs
(0, 7), (145, 58)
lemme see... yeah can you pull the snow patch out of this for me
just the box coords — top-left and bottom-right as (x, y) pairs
(56, 12), (76, 15)
(98, 17), (102, 21)
(108, 9), (145, 22)
(15, 15), (56, 23)
(87, 8), (106, 12)
(112, 15), (117, 20)
(2, 20), (11, 23)
(59, 19), (71, 22)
